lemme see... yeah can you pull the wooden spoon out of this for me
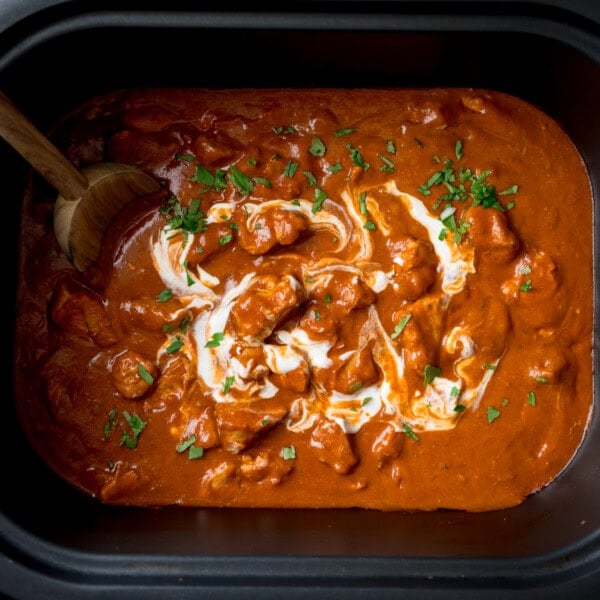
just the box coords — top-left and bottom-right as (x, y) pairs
(0, 91), (161, 271)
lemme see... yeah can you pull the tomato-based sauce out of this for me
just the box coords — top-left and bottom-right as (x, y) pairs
(14, 88), (593, 511)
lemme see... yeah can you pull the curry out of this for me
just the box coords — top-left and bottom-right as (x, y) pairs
(13, 88), (593, 511)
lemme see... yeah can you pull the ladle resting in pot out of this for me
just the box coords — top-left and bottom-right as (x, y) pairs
(0, 91), (160, 271)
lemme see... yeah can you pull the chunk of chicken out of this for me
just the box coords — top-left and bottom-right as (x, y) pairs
(215, 399), (289, 453)
(50, 277), (117, 347)
(389, 236), (438, 301)
(237, 206), (309, 255)
(335, 342), (379, 394)
(230, 274), (303, 339)
(467, 205), (519, 265)
(309, 417), (357, 474)
(111, 350), (156, 399)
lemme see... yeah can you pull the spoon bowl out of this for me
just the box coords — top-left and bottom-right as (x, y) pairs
(0, 91), (161, 271)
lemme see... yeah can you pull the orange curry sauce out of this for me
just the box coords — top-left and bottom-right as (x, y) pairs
(14, 89), (593, 511)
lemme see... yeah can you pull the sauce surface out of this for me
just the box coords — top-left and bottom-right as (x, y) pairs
(14, 88), (593, 511)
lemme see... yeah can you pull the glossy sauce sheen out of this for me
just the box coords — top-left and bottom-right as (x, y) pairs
(14, 88), (593, 511)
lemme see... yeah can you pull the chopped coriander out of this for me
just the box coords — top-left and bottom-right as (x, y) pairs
(120, 411), (147, 450)
(176, 152), (195, 162)
(183, 258), (194, 286)
(454, 404), (466, 413)
(348, 381), (363, 393)
(156, 288), (173, 302)
(358, 191), (368, 216)
(205, 332), (225, 348)
(281, 445), (296, 460)
(283, 160), (299, 177)
(179, 315), (191, 333)
(361, 396), (372, 406)
(324, 293), (332, 303)
(309, 136), (326, 157)
(103, 408), (119, 439)
(219, 233), (233, 245)
(455, 139), (463, 160)
(502, 398), (509, 406)
(274, 125), (295, 134)
(229, 222), (240, 230)
(363, 220), (377, 231)
(191, 166), (227, 191)
(137, 363), (154, 385)
(162, 322), (176, 333)
(291, 198), (301, 206)
(333, 128), (356, 137)
(260, 418), (270, 427)
(195, 246), (204, 254)
(483, 362), (497, 371)
(160, 196), (208, 233)
(450, 386), (460, 397)
(391, 314), (412, 339)
(346, 143), (369, 170)
(438, 228), (448, 241)
(535, 376), (549, 383)
(403, 423), (420, 441)
(328, 162), (343, 174)
(378, 153), (395, 173)
(188, 446), (204, 459)
(423, 364), (442, 387)
(191, 165), (215, 187)
(486, 406), (500, 424)
(175, 436), (204, 459)
(520, 279), (533, 292)
(314, 310), (321, 321)
(500, 184), (519, 195)
(418, 171), (444, 196)
(440, 212), (471, 244)
(176, 435), (197, 453)
(223, 375), (235, 394)
(312, 188), (327, 213)
(166, 336), (184, 354)
(303, 170), (318, 186)
(253, 176), (272, 188)
(246, 157), (257, 166)
(528, 391), (536, 406)
(386, 140), (396, 154)
(227, 165), (254, 194)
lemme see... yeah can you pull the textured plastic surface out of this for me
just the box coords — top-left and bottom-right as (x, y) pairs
(1, 2), (599, 598)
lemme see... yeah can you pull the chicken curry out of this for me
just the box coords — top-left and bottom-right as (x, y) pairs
(14, 88), (593, 511)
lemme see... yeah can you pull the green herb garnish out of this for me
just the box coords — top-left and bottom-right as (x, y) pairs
(137, 363), (154, 385)
(227, 165), (254, 194)
(391, 314), (412, 339)
(120, 411), (147, 450)
(309, 136), (326, 157)
(281, 445), (297, 460)
(403, 423), (420, 441)
(486, 406), (500, 424)
(166, 336), (184, 354)
(205, 332), (225, 348)
(423, 364), (442, 387)
(156, 288), (173, 302)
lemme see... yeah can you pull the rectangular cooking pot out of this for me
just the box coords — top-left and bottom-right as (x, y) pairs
(1, 1), (599, 598)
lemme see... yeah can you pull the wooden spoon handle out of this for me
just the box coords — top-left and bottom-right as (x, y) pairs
(0, 91), (88, 201)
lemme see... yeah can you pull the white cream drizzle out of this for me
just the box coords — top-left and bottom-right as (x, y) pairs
(151, 182), (500, 435)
